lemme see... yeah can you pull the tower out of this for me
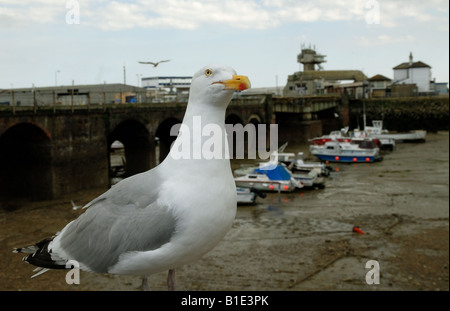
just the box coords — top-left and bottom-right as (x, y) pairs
(297, 45), (327, 71)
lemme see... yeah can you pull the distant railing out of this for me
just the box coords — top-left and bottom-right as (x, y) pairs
(0, 89), (155, 114)
(0, 89), (268, 115)
(272, 95), (340, 113)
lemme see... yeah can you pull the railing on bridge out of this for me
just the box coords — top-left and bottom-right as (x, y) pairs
(0, 87), (268, 115)
(1, 86), (338, 117)
(272, 95), (340, 113)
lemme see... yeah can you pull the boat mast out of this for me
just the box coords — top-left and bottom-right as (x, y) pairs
(363, 100), (367, 131)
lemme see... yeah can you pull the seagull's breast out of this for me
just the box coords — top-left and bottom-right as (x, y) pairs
(167, 161), (236, 244)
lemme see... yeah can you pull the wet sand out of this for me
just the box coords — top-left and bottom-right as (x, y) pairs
(1, 132), (448, 291)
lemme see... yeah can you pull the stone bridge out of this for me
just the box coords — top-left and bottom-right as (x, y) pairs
(0, 94), (342, 202)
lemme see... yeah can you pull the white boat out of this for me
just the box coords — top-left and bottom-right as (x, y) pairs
(354, 133), (395, 151)
(279, 152), (331, 177)
(275, 152), (328, 188)
(365, 120), (426, 143)
(234, 164), (303, 192)
(236, 187), (266, 204)
(291, 169), (326, 189)
(351, 130), (395, 151)
(310, 140), (382, 163)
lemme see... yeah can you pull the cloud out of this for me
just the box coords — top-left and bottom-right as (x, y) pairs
(92, 0), (278, 30)
(0, 0), (448, 31)
(379, 0), (449, 28)
(0, 1), (64, 29)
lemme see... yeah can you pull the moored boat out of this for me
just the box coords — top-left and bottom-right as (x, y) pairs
(234, 164), (303, 192)
(310, 140), (382, 163)
(291, 169), (326, 189)
(236, 187), (266, 204)
(365, 120), (426, 143)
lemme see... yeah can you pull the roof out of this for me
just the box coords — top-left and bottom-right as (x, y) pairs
(7, 83), (145, 93)
(141, 76), (192, 80)
(393, 61), (431, 70)
(368, 74), (391, 81)
(290, 70), (368, 82)
(255, 165), (292, 181)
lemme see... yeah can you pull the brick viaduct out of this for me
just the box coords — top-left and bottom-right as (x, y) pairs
(0, 94), (342, 202)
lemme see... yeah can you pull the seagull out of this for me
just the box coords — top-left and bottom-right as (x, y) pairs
(138, 59), (171, 67)
(13, 64), (251, 290)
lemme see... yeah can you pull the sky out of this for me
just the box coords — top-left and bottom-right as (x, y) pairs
(0, 0), (448, 90)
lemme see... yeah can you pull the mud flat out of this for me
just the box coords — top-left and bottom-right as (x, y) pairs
(0, 132), (448, 291)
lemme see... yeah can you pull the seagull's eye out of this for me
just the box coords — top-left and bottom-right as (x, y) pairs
(204, 69), (213, 77)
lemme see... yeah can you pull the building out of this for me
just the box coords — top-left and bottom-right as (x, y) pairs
(432, 82), (449, 96)
(323, 81), (367, 99)
(392, 52), (432, 94)
(283, 45), (367, 97)
(0, 83), (148, 107)
(367, 74), (391, 98)
(141, 76), (192, 102)
(242, 86), (283, 96)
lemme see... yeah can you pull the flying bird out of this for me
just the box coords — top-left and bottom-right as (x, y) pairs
(14, 64), (251, 291)
(138, 59), (171, 67)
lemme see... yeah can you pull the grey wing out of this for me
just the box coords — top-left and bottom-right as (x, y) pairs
(56, 171), (177, 273)
(138, 61), (156, 65)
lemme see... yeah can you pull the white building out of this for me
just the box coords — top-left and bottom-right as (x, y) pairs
(141, 76), (191, 93)
(392, 52), (432, 93)
(141, 76), (192, 102)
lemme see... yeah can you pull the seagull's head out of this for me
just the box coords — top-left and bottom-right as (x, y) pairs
(188, 64), (251, 108)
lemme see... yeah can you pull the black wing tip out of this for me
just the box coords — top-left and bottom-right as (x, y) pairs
(14, 236), (67, 270)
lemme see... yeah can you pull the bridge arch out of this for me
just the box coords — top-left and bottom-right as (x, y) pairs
(247, 113), (263, 124)
(0, 122), (52, 203)
(155, 117), (182, 164)
(107, 119), (151, 182)
(225, 113), (244, 126)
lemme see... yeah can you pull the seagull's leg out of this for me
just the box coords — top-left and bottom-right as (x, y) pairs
(141, 276), (150, 291)
(167, 269), (176, 291)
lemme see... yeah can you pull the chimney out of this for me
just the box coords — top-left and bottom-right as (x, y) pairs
(409, 52), (413, 65)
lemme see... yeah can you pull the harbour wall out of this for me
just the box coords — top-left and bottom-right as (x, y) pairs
(348, 96), (449, 132)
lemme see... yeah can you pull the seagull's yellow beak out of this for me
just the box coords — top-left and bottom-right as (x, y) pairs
(214, 75), (251, 91)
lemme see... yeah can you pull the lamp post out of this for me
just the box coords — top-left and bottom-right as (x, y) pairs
(136, 74), (142, 87)
(55, 70), (60, 86)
